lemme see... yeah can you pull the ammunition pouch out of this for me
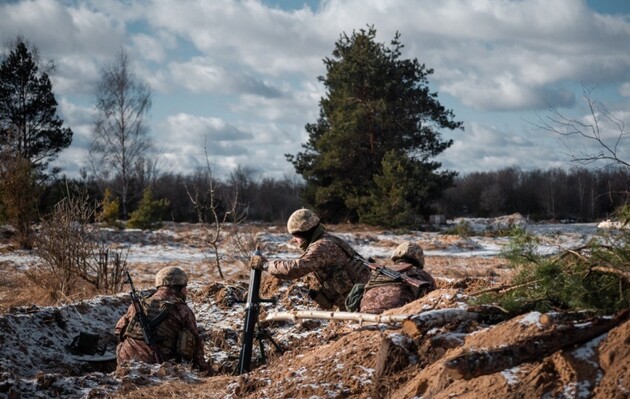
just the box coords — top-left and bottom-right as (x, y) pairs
(176, 329), (196, 361)
(344, 283), (365, 312)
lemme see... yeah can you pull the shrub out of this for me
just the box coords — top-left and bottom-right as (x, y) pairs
(127, 187), (169, 230)
(32, 194), (127, 302)
(99, 188), (120, 227)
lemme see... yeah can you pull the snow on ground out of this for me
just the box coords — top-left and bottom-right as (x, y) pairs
(0, 215), (620, 398)
(0, 215), (602, 275)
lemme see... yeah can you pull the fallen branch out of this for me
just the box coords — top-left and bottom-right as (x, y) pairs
(469, 280), (540, 297)
(590, 265), (630, 283)
(444, 308), (630, 380)
(264, 310), (410, 325)
(400, 305), (508, 339)
(401, 308), (479, 338)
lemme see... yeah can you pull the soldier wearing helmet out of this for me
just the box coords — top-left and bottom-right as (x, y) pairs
(250, 208), (370, 310)
(359, 241), (436, 314)
(114, 267), (208, 371)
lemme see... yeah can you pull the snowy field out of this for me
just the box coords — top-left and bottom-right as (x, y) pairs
(0, 215), (605, 286)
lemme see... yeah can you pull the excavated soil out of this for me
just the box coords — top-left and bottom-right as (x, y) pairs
(0, 219), (628, 398)
(111, 279), (630, 399)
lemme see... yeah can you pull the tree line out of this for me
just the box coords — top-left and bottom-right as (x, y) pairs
(36, 164), (627, 228)
(439, 166), (630, 221)
(1, 29), (628, 251)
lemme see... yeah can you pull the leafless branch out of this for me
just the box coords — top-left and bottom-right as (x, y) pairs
(534, 86), (629, 169)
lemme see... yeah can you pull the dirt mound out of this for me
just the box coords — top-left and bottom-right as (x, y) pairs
(109, 279), (630, 399)
(1, 275), (629, 398)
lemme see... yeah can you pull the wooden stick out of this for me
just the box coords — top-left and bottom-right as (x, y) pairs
(264, 310), (411, 324)
(401, 308), (479, 338)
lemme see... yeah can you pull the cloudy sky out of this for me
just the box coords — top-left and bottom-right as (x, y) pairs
(2, 0), (630, 180)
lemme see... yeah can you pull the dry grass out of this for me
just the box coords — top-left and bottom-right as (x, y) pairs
(0, 265), (101, 312)
(426, 255), (514, 280)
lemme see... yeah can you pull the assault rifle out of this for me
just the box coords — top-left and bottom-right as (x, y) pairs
(236, 246), (283, 374)
(125, 271), (164, 363)
(355, 255), (431, 289)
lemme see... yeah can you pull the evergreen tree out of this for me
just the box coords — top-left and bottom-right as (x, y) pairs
(127, 187), (169, 230)
(287, 27), (462, 224)
(0, 38), (72, 247)
(0, 38), (73, 174)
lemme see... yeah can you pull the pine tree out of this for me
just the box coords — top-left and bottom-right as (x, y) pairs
(0, 37), (72, 247)
(127, 187), (169, 230)
(0, 38), (73, 174)
(287, 26), (462, 225)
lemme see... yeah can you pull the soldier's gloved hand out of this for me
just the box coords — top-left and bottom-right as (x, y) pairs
(249, 255), (268, 270)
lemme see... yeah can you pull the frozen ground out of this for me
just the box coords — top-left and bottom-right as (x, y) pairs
(0, 214), (626, 398)
(0, 214), (603, 281)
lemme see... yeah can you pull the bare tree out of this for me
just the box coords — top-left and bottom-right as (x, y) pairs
(185, 145), (249, 279)
(89, 49), (152, 219)
(536, 87), (629, 169)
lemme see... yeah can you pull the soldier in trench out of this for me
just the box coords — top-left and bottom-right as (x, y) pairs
(359, 241), (436, 314)
(114, 266), (208, 371)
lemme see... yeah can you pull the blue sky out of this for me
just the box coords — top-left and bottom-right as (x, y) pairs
(1, 0), (629, 180)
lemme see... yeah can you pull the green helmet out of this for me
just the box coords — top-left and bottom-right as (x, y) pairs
(287, 209), (320, 235)
(155, 266), (188, 287)
(391, 242), (424, 267)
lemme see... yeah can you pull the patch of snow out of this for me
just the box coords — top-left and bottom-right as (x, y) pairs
(597, 220), (629, 230)
(563, 380), (593, 399)
(519, 312), (543, 327)
(571, 334), (607, 367)
(501, 367), (520, 385)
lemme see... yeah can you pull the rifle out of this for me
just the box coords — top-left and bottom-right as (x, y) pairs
(355, 255), (431, 289)
(236, 246), (283, 374)
(125, 271), (164, 363)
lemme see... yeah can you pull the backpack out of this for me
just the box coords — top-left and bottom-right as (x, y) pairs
(67, 331), (106, 356)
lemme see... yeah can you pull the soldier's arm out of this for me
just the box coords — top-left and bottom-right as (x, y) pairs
(178, 304), (208, 370)
(114, 304), (135, 341)
(267, 241), (332, 279)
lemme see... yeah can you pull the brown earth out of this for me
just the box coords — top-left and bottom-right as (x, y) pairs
(1, 221), (628, 398)
(114, 278), (630, 399)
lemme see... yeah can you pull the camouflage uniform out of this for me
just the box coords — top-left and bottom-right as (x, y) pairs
(360, 241), (436, 314)
(114, 286), (207, 370)
(267, 232), (371, 309)
(359, 263), (436, 314)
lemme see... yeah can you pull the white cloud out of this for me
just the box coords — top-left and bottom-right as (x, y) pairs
(167, 57), (283, 97)
(130, 33), (169, 63)
(437, 122), (567, 173)
(5, 0), (630, 179)
(164, 113), (252, 142)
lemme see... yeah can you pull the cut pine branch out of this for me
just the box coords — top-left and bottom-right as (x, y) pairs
(443, 308), (630, 380)
(469, 280), (541, 297)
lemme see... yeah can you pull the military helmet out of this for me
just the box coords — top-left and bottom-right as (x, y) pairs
(287, 208), (320, 235)
(155, 266), (188, 287)
(391, 242), (424, 267)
